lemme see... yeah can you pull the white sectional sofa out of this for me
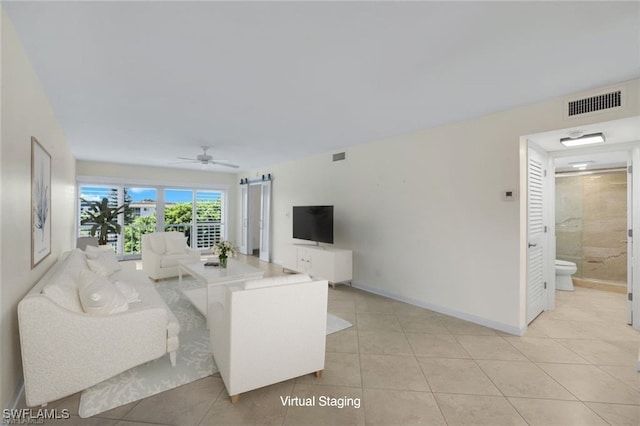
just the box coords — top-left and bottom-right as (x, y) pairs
(142, 231), (201, 281)
(18, 248), (180, 407)
(208, 273), (328, 402)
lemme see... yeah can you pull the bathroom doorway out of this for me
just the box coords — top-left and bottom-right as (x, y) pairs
(554, 153), (629, 294)
(524, 116), (640, 329)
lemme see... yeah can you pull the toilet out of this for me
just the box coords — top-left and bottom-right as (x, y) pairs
(555, 260), (577, 291)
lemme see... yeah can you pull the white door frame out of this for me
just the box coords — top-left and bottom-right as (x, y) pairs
(627, 152), (633, 325)
(631, 146), (640, 327)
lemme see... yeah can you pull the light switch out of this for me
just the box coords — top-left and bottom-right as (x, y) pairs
(503, 190), (517, 201)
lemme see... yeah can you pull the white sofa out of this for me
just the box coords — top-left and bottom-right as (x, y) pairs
(18, 248), (180, 407)
(208, 273), (328, 402)
(142, 231), (201, 281)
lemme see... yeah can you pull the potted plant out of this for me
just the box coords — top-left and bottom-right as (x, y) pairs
(80, 197), (128, 245)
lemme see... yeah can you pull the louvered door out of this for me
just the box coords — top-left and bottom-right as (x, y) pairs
(527, 147), (547, 323)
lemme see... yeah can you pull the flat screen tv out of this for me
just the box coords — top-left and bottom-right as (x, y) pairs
(292, 205), (334, 244)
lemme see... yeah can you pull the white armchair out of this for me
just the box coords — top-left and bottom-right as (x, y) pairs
(208, 274), (328, 403)
(142, 232), (200, 281)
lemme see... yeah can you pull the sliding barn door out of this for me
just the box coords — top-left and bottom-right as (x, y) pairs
(239, 185), (249, 255)
(259, 181), (272, 262)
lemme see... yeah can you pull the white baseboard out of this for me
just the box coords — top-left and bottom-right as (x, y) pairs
(351, 281), (526, 336)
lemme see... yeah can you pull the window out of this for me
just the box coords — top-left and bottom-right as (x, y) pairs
(78, 183), (227, 258)
(195, 190), (224, 249)
(123, 187), (157, 256)
(78, 185), (120, 243)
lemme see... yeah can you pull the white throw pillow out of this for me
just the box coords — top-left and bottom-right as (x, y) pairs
(65, 248), (90, 272)
(42, 281), (83, 313)
(41, 249), (88, 313)
(86, 249), (121, 277)
(84, 244), (105, 259)
(113, 280), (142, 303)
(149, 233), (166, 254)
(165, 236), (187, 255)
(78, 270), (129, 315)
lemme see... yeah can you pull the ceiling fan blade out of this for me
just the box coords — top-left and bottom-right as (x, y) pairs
(169, 160), (199, 165)
(176, 156), (197, 161)
(212, 161), (240, 168)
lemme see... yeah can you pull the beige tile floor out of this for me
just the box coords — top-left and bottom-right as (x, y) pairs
(18, 256), (640, 425)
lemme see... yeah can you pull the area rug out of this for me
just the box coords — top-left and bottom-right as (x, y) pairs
(79, 278), (352, 418)
(327, 312), (353, 334)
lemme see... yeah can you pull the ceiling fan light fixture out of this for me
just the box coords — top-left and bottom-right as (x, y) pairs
(560, 132), (605, 147)
(174, 146), (240, 169)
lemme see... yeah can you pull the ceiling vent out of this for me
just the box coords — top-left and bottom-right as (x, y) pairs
(566, 89), (622, 119)
(333, 152), (346, 162)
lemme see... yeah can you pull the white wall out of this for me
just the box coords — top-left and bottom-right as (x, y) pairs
(249, 79), (639, 335)
(76, 161), (239, 243)
(1, 10), (77, 408)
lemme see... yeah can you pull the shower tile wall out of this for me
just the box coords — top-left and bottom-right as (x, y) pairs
(556, 177), (583, 274)
(555, 171), (627, 285)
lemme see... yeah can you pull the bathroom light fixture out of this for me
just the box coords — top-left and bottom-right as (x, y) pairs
(570, 161), (594, 169)
(560, 132), (605, 147)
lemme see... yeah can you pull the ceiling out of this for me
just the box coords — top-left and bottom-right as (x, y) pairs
(528, 117), (640, 172)
(4, 1), (640, 173)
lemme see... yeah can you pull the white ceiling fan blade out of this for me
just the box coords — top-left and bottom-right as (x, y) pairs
(173, 148), (239, 168)
(170, 160), (199, 164)
(212, 161), (240, 168)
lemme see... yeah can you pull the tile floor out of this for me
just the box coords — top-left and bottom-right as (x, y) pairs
(17, 256), (640, 425)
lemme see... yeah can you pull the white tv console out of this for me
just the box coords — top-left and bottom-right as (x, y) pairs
(282, 244), (353, 287)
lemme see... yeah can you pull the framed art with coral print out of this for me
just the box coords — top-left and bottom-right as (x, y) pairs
(31, 137), (51, 268)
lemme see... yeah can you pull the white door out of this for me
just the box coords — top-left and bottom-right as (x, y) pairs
(527, 146), (547, 323)
(629, 147), (640, 328)
(259, 181), (271, 262)
(239, 185), (249, 255)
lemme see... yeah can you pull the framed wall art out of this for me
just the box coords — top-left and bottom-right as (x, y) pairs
(31, 137), (51, 268)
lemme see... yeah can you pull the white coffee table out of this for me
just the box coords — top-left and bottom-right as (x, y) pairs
(178, 258), (264, 319)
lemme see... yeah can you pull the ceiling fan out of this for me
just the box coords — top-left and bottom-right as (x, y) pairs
(175, 146), (239, 169)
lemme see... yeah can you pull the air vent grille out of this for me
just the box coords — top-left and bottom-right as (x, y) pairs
(333, 152), (346, 162)
(568, 90), (621, 117)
